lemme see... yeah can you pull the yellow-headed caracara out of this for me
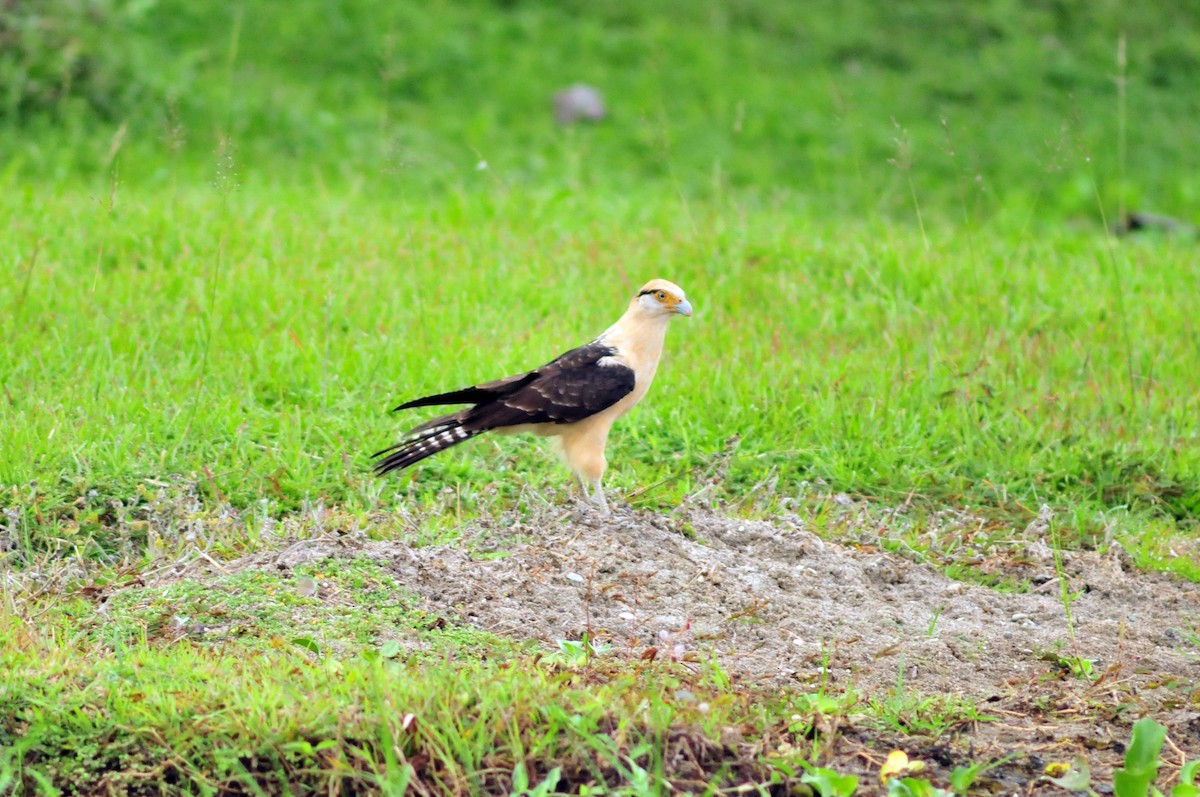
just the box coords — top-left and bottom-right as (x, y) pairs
(373, 279), (692, 513)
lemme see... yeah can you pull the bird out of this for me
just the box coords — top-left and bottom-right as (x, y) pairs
(372, 279), (693, 513)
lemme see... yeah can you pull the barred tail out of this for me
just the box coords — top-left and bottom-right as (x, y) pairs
(372, 420), (480, 476)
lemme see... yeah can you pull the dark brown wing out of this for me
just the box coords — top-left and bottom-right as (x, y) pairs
(461, 341), (635, 431)
(373, 340), (634, 477)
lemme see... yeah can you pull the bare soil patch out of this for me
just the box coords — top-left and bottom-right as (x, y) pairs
(232, 504), (1200, 789)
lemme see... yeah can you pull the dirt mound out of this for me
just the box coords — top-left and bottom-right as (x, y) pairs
(263, 507), (1196, 690)
(246, 504), (1200, 767)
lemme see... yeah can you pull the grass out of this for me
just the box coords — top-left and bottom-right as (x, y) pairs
(79, 556), (504, 658)
(0, 614), (801, 794)
(4, 0), (1200, 791)
(4, 185), (1198, 575)
(0, 554), (890, 795)
(6, 0), (1200, 216)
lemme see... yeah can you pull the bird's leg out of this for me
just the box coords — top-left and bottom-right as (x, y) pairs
(590, 479), (610, 516)
(567, 473), (593, 512)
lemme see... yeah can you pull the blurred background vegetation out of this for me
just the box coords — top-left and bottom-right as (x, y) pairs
(3, 0), (1200, 218)
(4, 0), (1200, 557)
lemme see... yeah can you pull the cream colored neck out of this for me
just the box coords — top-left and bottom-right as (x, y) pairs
(601, 304), (671, 369)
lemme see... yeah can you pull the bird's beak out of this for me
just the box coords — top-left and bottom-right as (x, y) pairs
(676, 299), (693, 317)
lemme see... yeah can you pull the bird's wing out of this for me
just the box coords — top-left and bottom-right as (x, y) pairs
(391, 372), (538, 412)
(461, 340), (636, 430)
(373, 340), (635, 476)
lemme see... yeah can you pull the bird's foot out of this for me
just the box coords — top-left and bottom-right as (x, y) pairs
(567, 478), (611, 517)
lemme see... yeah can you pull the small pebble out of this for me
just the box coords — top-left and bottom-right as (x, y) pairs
(553, 84), (607, 124)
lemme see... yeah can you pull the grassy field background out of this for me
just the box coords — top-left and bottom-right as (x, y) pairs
(3, 0), (1200, 793)
(6, 0), (1200, 212)
(4, 188), (1200, 570)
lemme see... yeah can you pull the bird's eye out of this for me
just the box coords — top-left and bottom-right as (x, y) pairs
(655, 291), (666, 300)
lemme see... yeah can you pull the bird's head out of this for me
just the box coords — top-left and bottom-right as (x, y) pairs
(632, 279), (692, 319)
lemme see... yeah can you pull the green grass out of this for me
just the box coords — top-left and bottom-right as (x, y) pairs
(3, 186), (1198, 574)
(1, 551), (1002, 795)
(79, 556), (505, 658)
(0, 609), (806, 794)
(5, 0), (1200, 217)
(4, 0), (1200, 791)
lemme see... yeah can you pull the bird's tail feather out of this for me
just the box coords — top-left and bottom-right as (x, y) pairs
(390, 372), (539, 412)
(372, 412), (462, 458)
(372, 420), (479, 476)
